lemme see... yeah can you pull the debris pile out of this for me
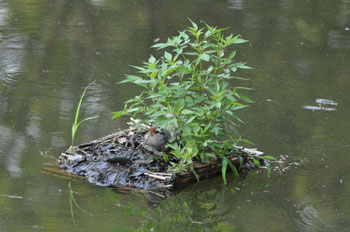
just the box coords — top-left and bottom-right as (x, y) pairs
(59, 127), (265, 191)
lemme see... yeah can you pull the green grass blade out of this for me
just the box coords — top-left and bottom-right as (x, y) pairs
(76, 116), (100, 129)
(260, 155), (277, 161)
(222, 157), (228, 184)
(74, 81), (96, 127)
(227, 159), (239, 176)
(68, 181), (78, 229)
(72, 122), (76, 141)
(71, 80), (97, 147)
(265, 161), (271, 177)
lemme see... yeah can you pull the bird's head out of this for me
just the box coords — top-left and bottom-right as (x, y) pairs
(150, 127), (157, 136)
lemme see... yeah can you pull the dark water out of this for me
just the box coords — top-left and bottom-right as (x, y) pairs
(1, 0), (349, 231)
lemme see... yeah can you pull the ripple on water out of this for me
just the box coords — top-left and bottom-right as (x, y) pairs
(295, 204), (340, 231)
(0, 33), (26, 86)
(294, 188), (350, 232)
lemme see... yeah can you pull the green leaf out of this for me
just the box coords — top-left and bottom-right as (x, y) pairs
(120, 75), (143, 84)
(229, 50), (236, 59)
(231, 76), (250, 81)
(148, 56), (156, 63)
(164, 51), (172, 61)
(232, 114), (245, 124)
(150, 111), (168, 117)
(253, 158), (261, 167)
(236, 86), (253, 90)
(239, 64), (252, 69)
(181, 109), (195, 114)
(188, 18), (198, 31)
(179, 30), (189, 40)
(125, 107), (140, 113)
(233, 38), (249, 44)
(215, 101), (222, 109)
(222, 157), (228, 185)
(185, 116), (196, 124)
(227, 159), (239, 176)
(204, 30), (212, 38)
(215, 27), (229, 33)
(238, 155), (243, 169)
(213, 127), (221, 135)
(240, 95), (254, 103)
(124, 97), (138, 104)
(174, 98), (185, 114)
(205, 152), (217, 158)
(265, 161), (271, 177)
(260, 156), (277, 161)
(76, 116), (100, 129)
(185, 96), (194, 105)
(226, 94), (238, 102)
(111, 111), (124, 120)
(146, 93), (163, 99)
(205, 23), (215, 34)
(184, 52), (197, 56)
(130, 65), (145, 72)
(242, 138), (254, 145)
(199, 53), (210, 62)
(152, 43), (167, 49)
(190, 165), (200, 181)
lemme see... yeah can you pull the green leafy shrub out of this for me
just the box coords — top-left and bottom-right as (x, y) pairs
(113, 20), (254, 182)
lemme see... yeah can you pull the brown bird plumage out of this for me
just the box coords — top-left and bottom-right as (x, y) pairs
(143, 127), (171, 151)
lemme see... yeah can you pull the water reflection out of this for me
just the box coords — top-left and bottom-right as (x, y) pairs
(90, 0), (106, 7)
(242, 12), (258, 29)
(302, 99), (338, 112)
(227, 0), (244, 10)
(280, 0), (295, 10)
(296, 59), (312, 77)
(0, 194), (23, 199)
(327, 30), (350, 49)
(114, 176), (245, 231)
(0, 125), (25, 177)
(0, 1), (8, 27)
(0, 33), (25, 84)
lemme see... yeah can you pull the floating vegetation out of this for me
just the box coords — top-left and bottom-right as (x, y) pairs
(112, 20), (261, 184)
(59, 124), (267, 193)
(57, 21), (274, 193)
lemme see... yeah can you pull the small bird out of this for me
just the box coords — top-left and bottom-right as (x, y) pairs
(143, 127), (172, 152)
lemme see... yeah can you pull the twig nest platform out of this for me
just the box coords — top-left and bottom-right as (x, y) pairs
(59, 128), (265, 191)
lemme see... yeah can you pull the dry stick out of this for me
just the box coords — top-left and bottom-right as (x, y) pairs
(144, 172), (169, 181)
(77, 129), (132, 149)
(40, 171), (73, 180)
(41, 167), (85, 179)
(74, 148), (90, 156)
(146, 190), (167, 198)
(145, 171), (173, 176)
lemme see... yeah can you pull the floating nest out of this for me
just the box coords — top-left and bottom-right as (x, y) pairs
(58, 127), (265, 193)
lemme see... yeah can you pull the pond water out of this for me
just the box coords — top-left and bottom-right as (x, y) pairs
(1, 0), (349, 231)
